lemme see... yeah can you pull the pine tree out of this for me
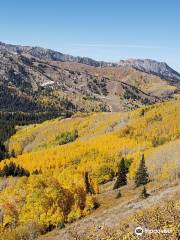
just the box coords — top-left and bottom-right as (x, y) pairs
(0, 162), (30, 177)
(115, 189), (122, 199)
(84, 172), (94, 194)
(32, 169), (39, 175)
(135, 154), (149, 187)
(0, 142), (8, 160)
(113, 158), (127, 189)
(140, 186), (149, 199)
(11, 149), (16, 158)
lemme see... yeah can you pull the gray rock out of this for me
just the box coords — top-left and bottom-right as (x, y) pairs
(118, 58), (180, 81)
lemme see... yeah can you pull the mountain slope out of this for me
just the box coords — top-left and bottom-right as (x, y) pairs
(0, 41), (179, 114)
(1, 41), (180, 82)
(0, 100), (179, 240)
(0, 48), (160, 113)
(39, 182), (180, 240)
(6, 100), (180, 175)
(1, 41), (180, 81)
(118, 58), (180, 82)
(0, 41), (115, 67)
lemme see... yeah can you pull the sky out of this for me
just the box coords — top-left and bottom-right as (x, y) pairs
(0, 0), (180, 71)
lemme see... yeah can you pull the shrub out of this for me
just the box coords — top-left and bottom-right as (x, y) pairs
(96, 166), (115, 184)
(84, 195), (98, 212)
(56, 130), (78, 145)
(152, 136), (167, 147)
(119, 125), (134, 137)
(0, 221), (44, 240)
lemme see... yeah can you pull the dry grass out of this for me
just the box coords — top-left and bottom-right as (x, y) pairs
(40, 181), (180, 240)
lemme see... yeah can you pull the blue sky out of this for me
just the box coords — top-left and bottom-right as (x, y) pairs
(0, 0), (180, 71)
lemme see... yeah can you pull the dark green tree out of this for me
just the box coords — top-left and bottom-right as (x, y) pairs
(32, 169), (39, 175)
(0, 162), (30, 177)
(140, 186), (149, 199)
(115, 189), (122, 199)
(113, 158), (127, 189)
(0, 142), (9, 161)
(135, 154), (149, 187)
(11, 149), (16, 158)
(84, 172), (94, 194)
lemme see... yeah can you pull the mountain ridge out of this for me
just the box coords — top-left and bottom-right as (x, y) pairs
(118, 58), (180, 81)
(0, 41), (180, 82)
(0, 41), (179, 114)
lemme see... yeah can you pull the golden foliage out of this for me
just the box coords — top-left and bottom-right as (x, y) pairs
(0, 100), (179, 238)
(0, 175), (97, 236)
(3, 100), (179, 185)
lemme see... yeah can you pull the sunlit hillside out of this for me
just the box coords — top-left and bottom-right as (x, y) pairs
(2, 100), (180, 185)
(0, 100), (179, 239)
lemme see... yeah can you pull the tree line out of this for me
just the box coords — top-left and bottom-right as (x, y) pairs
(0, 162), (30, 177)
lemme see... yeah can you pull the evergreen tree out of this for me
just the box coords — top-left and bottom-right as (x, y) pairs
(84, 172), (94, 194)
(0, 162), (30, 177)
(0, 142), (9, 161)
(135, 154), (149, 187)
(32, 169), (39, 175)
(11, 149), (16, 158)
(115, 189), (122, 199)
(113, 158), (127, 189)
(2, 164), (9, 176)
(140, 186), (149, 199)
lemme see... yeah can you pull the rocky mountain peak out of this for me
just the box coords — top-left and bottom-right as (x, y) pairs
(118, 58), (180, 81)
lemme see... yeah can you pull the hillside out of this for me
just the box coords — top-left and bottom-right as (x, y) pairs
(0, 100), (179, 239)
(5, 100), (180, 181)
(0, 41), (180, 114)
(1, 41), (180, 82)
(118, 58), (180, 82)
(39, 181), (180, 240)
(0, 42), (180, 240)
